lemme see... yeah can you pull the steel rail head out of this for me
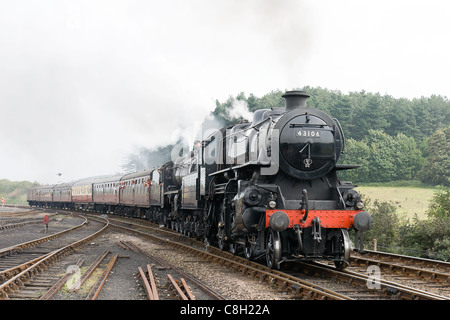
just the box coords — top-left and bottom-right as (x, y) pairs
(71, 250), (110, 292)
(39, 258), (85, 300)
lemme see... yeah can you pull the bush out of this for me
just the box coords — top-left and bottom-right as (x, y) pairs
(427, 186), (450, 219)
(397, 214), (450, 261)
(362, 187), (450, 261)
(364, 199), (400, 247)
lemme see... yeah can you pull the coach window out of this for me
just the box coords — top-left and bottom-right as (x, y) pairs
(190, 157), (197, 173)
(152, 170), (160, 184)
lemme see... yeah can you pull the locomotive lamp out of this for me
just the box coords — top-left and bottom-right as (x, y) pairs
(356, 201), (364, 209)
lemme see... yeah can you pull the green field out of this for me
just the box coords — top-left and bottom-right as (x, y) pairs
(355, 185), (435, 219)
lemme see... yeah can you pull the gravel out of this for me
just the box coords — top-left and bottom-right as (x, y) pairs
(79, 231), (287, 300)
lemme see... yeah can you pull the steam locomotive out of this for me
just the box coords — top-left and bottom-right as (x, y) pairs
(28, 90), (372, 270)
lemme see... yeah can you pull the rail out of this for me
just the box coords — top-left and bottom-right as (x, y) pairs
(0, 214), (88, 258)
(167, 274), (195, 300)
(85, 253), (119, 300)
(0, 216), (109, 299)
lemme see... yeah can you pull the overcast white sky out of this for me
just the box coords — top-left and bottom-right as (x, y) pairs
(0, 0), (449, 184)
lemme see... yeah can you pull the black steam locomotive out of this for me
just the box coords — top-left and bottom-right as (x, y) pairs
(152, 90), (372, 269)
(28, 90), (372, 270)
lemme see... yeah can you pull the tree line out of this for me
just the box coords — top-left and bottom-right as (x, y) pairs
(212, 86), (450, 186)
(0, 179), (40, 205)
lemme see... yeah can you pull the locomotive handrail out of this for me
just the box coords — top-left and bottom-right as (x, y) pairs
(300, 189), (309, 223)
(289, 123), (331, 128)
(333, 117), (346, 153)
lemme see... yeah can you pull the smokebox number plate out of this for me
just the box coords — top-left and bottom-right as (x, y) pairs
(296, 130), (320, 138)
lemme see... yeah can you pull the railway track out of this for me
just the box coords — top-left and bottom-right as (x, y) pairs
(347, 250), (449, 297)
(0, 214), (109, 299)
(3, 208), (447, 300)
(0, 206), (36, 218)
(97, 215), (347, 300)
(293, 260), (447, 300)
(120, 240), (225, 300)
(98, 214), (449, 300)
(0, 208), (48, 231)
(351, 249), (449, 282)
(0, 218), (43, 231)
(0, 214), (86, 258)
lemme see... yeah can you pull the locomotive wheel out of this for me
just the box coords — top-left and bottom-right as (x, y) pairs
(244, 241), (254, 260)
(229, 242), (237, 255)
(266, 228), (281, 269)
(218, 237), (227, 251)
(334, 229), (351, 270)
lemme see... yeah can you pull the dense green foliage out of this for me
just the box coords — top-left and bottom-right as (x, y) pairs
(212, 86), (450, 186)
(0, 179), (40, 205)
(339, 130), (424, 183)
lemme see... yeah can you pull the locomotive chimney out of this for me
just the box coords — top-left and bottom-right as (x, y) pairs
(282, 90), (310, 111)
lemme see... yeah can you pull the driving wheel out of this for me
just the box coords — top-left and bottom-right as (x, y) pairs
(334, 229), (351, 270)
(266, 228), (281, 269)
